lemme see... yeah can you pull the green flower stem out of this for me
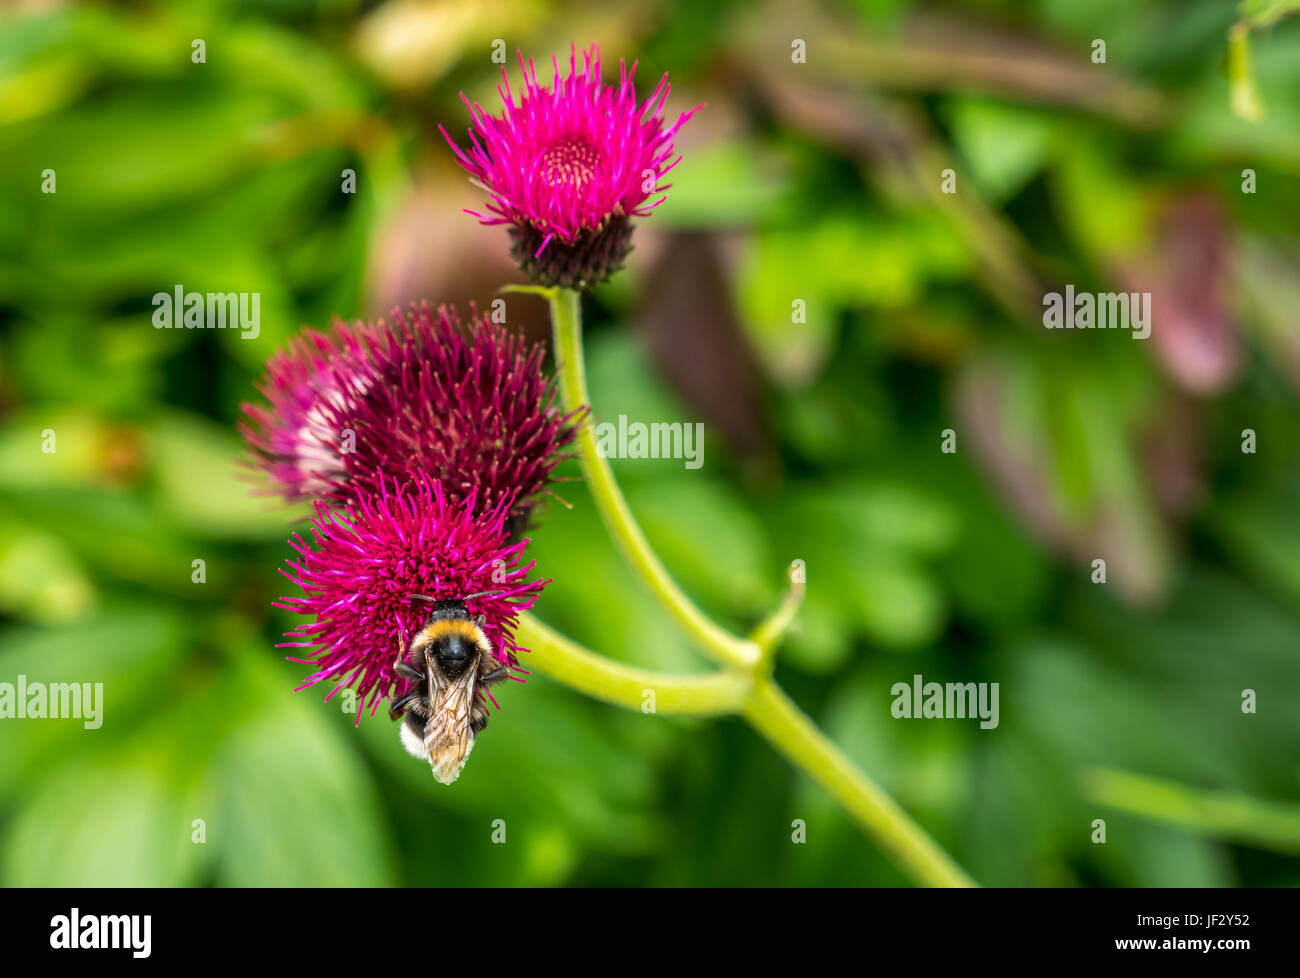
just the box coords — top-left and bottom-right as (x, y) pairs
(516, 609), (975, 887)
(1228, 1), (1300, 122)
(503, 283), (977, 887)
(1228, 22), (1264, 122)
(516, 612), (751, 715)
(534, 284), (760, 672)
(1083, 767), (1300, 854)
(745, 681), (977, 887)
(750, 562), (806, 671)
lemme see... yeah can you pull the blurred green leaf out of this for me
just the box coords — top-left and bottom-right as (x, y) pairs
(212, 649), (396, 887)
(948, 98), (1061, 202)
(653, 142), (793, 228)
(3, 758), (200, 886)
(0, 514), (95, 623)
(148, 411), (295, 540)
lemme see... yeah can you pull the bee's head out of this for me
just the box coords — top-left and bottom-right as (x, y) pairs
(427, 622), (491, 679)
(435, 631), (477, 666)
(408, 595), (495, 678)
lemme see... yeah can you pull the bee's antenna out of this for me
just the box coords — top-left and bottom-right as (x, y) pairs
(407, 590), (503, 605)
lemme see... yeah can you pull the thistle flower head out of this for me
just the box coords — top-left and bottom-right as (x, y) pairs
(275, 473), (546, 721)
(440, 43), (701, 289)
(241, 303), (580, 534)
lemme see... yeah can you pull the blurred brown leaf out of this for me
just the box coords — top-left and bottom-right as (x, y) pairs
(637, 231), (772, 464)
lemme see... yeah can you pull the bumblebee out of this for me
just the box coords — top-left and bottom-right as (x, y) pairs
(389, 594), (511, 784)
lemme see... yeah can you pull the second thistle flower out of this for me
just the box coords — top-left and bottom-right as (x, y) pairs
(241, 303), (580, 536)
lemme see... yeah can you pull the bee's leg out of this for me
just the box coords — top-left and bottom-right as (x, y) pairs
(473, 658), (510, 733)
(393, 657), (423, 683)
(470, 702), (490, 735)
(388, 691), (419, 720)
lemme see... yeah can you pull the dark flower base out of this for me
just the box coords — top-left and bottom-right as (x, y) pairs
(510, 215), (634, 290)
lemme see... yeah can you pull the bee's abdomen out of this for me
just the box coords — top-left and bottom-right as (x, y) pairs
(399, 712), (427, 759)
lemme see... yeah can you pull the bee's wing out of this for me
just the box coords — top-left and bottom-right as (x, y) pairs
(423, 654), (479, 785)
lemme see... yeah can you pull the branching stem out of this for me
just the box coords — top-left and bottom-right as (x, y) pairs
(503, 284), (978, 888)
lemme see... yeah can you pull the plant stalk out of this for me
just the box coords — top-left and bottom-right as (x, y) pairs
(545, 286), (760, 672)
(517, 612), (751, 715)
(509, 284), (978, 887)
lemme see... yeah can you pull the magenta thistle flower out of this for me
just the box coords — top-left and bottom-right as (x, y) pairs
(440, 43), (701, 289)
(241, 303), (580, 535)
(276, 473), (546, 722)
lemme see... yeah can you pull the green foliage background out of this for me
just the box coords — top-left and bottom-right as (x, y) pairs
(1, 0), (1299, 886)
